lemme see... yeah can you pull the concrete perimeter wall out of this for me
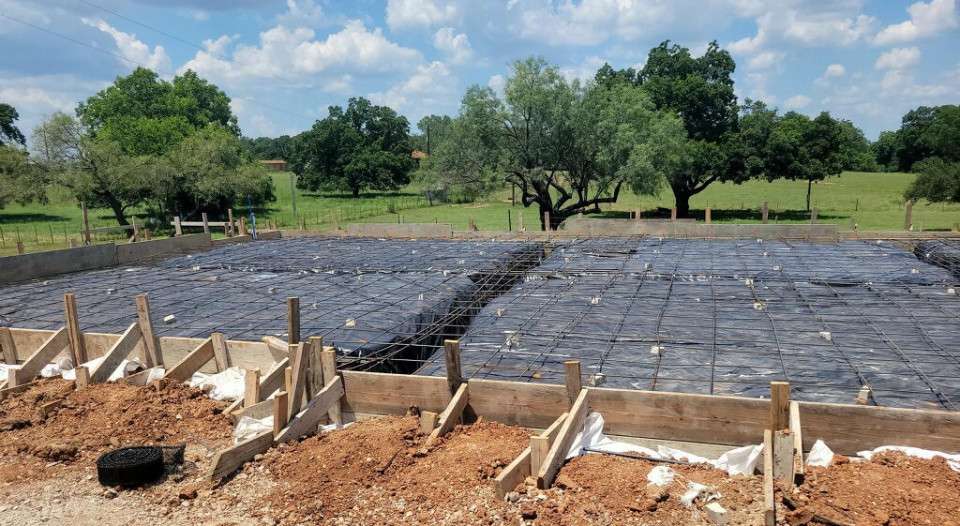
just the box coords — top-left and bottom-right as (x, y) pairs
(561, 217), (838, 239)
(345, 223), (454, 238)
(0, 233), (214, 285)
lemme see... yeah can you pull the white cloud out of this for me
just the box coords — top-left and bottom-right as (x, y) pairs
(0, 74), (108, 144)
(82, 17), (172, 74)
(784, 94), (811, 109)
(277, 0), (325, 27)
(322, 74), (353, 94)
(510, 0), (684, 46)
(874, 0), (958, 45)
(295, 21), (421, 73)
(180, 21), (421, 83)
(370, 61), (458, 116)
(487, 74), (506, 97)
(433, 27), (472, 64)
(560, 56), (608, 83)
(747, 50), (783, 70)
(824, 64), (846, 78)
(874, 47), (921, 70)
(386, 0), (460, 30)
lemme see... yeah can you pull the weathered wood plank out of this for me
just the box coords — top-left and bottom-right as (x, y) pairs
(275, 376), (345, 443)
(789, 401), (804, 481)
(320, 347), (341, 425)
(493, 411), (568, 500)
(208, 431), (273, 480)
(64, 293), (88, 365)
(427, 383), (469, 447)
(287, 343), (309, 418)
(90, 323), (142, 384)
(244, 369), (261, 408)
(564, 360), (582, 407)
(341, 371), (450, 416)
(0, 327), (17, 364)
(135, 294), (161, 367)
(770, 381), (790, 431)
(763, 429), (775, 526)
(8, 328), (68, 387)
(468, 379), (567, 429)
(211, 332), (231, 371)
(537, 389), (589, 489)
(444, 339), (462, 394)
(163, 337), (214, 383)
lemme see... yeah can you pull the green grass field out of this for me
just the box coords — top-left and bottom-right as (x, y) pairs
(2, 171), (957, 255)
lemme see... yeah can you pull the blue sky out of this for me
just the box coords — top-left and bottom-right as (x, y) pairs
(1, 0), (958, 143)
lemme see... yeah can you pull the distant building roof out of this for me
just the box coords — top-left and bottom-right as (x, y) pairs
(260, 159), (287, 165)
(411, 150), (428, 160)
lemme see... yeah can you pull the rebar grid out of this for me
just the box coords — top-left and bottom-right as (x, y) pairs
(1, 236), (957, 409)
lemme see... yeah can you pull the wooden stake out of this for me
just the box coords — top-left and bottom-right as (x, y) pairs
(63, 293), (87, 365)
(419, 410), (438, 433)
(564, 360), (582, 408)
(211, 332), (231, 371)
(769, 381), (790, 431)
(537, 388), (589, 489)
(705, 207), (712, 224)
(904, 199), (913, 231)
(75, 365), (90, 389)
(762, 429), (776, 526)
(670, 207), (677, 221)
(426, 383), (469, 447)
(287, 297), (300, 344)
(789, 401), (804, 482)
(287, 343), (310, 418)
(273, 391), (289, 437)
(244, 369), (261, 408)
(543, 211), (551, 231)
(530, 435), (550, 476)
(0, 327), (17, 364)
(444, 339), (462, 395)
(164, 337), (215, 382)
(16, 241), (24, 254)
(8, 327), (68, 387)
(321, 347), (342, 426)
(494, 412), (568, 499)
(174, 216), (183, 236)
(208, 431), (273, 480)
(227, 208), (235, 236)
(135, 294), (161, 367)
(201, 212), (210, 234)
(762, 201), (769, 223)
(306, 336), (324, 400)
(89, 323), (142, 384)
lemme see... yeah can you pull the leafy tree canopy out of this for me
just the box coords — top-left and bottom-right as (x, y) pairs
(0, 145), (47, 208)
(77, 67), (239, 156)
(765, 111), (845, 210)
(885, 105), (960, 172)
(0, 103), (26, 146)
(596, 41), (751, 217)
(413, 114), (453, 155)
(425, 57), (675, 229)
(242, 135), (294, 160)
(291, 97), (414, 197)
(905, 157), (960, 203)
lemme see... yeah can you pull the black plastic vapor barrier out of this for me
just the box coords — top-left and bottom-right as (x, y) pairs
(419, 238), (960, 410)
(0, 238), (546, 373)
(915, 239), (960, 278)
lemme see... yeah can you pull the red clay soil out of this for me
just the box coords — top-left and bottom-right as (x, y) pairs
(523, 454), (765, 526)
(0, 378), (234, 483)
(263, 415), (529, 525)
(783, 452), (960, 526)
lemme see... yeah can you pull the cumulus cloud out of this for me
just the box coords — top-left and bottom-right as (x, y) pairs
(560, 56), (608, 83)
(276, 0), (325, 27)
(0, 74), (107, 143)
(82, 17), (172, 74)
(874, 0), (958, 45)
(747, 50), (784, 70)
(784, 94), (811, 109)
(180, 20), (421, 82)
(433, 27), (472, 64)
(875, 47), (921, 70)
(370, 61), (459, 119)
(824, 64), (846, 78)
(386, 0), (459, 30)
(487, 74), (506, 97)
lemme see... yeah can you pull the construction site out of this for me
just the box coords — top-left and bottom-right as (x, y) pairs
(1, 222), (959, 525)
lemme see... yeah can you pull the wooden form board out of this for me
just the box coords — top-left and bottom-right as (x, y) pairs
(275, 376), (345, 443)
(536, 389), (589, 489)
(208, 431), (273, 480)
(89, 323), (142, 384)
(426, 383), (469, 446)
(7, 325), (960, 456)
(494, 412), (568, 499)
(7, 328), (68, 387)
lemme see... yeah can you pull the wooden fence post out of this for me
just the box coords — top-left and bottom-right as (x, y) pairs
(136, 294), (162, 367)
(705, 207), (712, 224)
(227, 209), (235, 236)
(81, 201), (91, 245)
(174, 216), (183, 236)
(543, 211), (551, 231)
(670, 207), (677, 221)
(810, 208), (818, 224)
(761, 201), (769, 224)
(904, 199), (913, 231)
(201, 213), (210, 234)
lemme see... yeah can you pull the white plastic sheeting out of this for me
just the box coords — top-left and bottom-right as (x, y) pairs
(805, 439), (960, 472)
(189, 367), (245, 401)
(567, 412), (763, 476)
(232, 414), (350, 444)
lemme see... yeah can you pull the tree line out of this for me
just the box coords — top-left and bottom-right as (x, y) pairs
(2, 40), (958, 229)
(0, 68), (273, 226)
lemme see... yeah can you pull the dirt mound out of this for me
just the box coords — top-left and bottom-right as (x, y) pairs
(0, 378), (234, 483)
(516, 454), (764, 526)
(263, 416), (528, 524)
(785, 452), (960, 526)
